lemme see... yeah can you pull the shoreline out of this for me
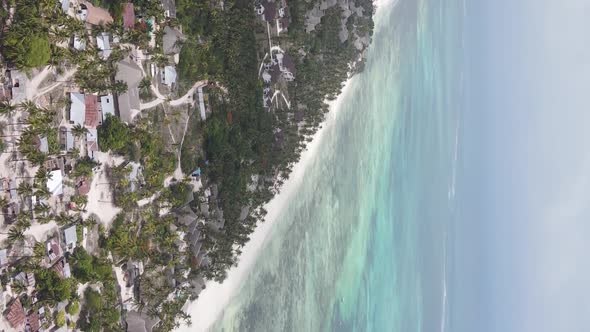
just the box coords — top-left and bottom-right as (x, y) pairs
(178, 0), (394, 329)
(178, 77), (358, 332)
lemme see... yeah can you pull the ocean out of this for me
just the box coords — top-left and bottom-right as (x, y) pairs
(199, 0), (465, 330)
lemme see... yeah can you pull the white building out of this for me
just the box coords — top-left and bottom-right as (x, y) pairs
(96, 32), (112, 59)
(69, 92), (86, 125)
(47, 170), (64, 196)
(64, 226), (78, 252)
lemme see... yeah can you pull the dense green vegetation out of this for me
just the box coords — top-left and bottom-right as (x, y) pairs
(98, 114), (132, 154)
(35, 269), (74, 305)
(78, 286), (121, 331)
(70, 247), (114, 282)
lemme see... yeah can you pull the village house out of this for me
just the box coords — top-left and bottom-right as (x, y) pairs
(100, 94), (116, 119)
(115, 57), (143, 123)
(160, 0), (177, 18)
(76, 177), (91, 196)
(59, 0), (70, 13)
(45, 156), (74, 177)
(5, 298), (25, 328)
(26, 311), (40, 332)
(126, 310), (160, 332)
(0, 72), (12, 101)
(0, 249), (8, 269)
(8, 70), (27, 103)
(69, 92), (86, 126)
(96, 32), (112, 60)
(161, 66), (177, 88)
(59, 127), (75, 152)
(53, 258), (72, 278)
(163, 26), (184, 66)
(73, 34), (86, 51)
(77, 1), (114, 26)
(64, 225), (78, 253)
(46, 237), (62, 264)
(123, 3), (135, 30)
(87, 128), (99, 160)
(34, 135), (49, 154)
(47, 169), (64, 196)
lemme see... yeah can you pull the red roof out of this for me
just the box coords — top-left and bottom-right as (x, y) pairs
(123, 3), (135, 29)
(53, 259), (64, 278)
(85, 95), (99, 127)
(27, 312), (40, 332)
(6, 298), (25, 327)
(77, 177), (90, 195)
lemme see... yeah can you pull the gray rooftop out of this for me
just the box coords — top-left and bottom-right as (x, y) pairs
(0, 249), (7, 266)
(115, 58), (143, 123)
(163, 26), (184, 55)
(160, 0), (177, 18)
(64, 226), (77, 245)
(126, 310), (160, 332)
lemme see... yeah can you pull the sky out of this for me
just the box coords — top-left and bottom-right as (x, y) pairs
(454, 0), (590, 331)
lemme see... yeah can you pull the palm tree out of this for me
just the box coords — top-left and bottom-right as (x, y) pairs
(11, 280), (27, 295)
(7, 226), (25, 245)
(0, 197), (9, 211)
(34, 186), (51, 200)
(18, 101), (38, 114)
(34, 203), (51, 217)
(0, 102), (16, 119)
(71, 124), (88, 140)
(17, 182), (33, 198)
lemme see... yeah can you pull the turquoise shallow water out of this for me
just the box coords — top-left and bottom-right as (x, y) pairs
(213, 0), (463, 330)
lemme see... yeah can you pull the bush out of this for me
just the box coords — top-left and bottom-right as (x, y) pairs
(67, 300), (80, 315)
(98, 114), (132, 154)
(56, 310), (66, 327)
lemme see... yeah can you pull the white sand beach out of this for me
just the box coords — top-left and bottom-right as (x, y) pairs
(177, 77), (357, 331)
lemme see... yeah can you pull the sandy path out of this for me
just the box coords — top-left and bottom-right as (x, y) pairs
(33, 68), (77, 100)
(26, 67), (53, 100)
(83, 152), (124, 229)
(139, 80), (208, 110)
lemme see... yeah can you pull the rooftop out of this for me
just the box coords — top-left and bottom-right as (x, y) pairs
(163, 26), (184, 55)
(123, 3), (135, 29)
(64, 225), (77, 245)
(85, 95), (100, 127)
(70, 92), (86, 126)
(6, 298), (25, 328)
(115, 58), (143, 123)
(47, 170), (64, 196)
(100, 94), (115, 119)
(81, 1), (114, 26)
